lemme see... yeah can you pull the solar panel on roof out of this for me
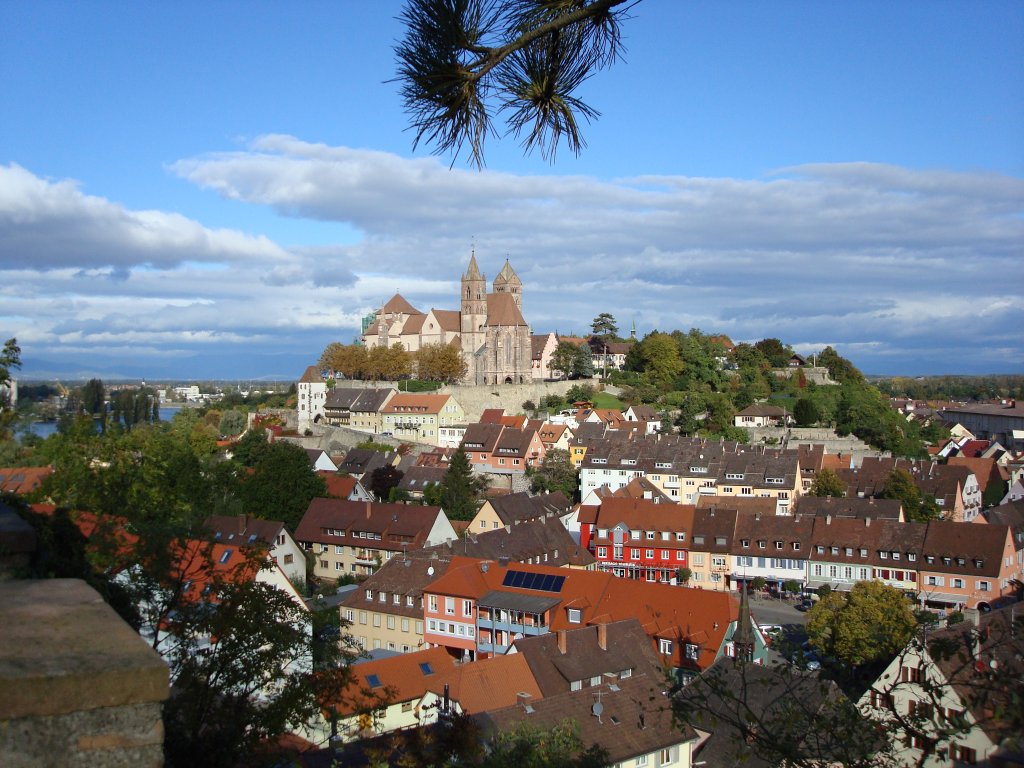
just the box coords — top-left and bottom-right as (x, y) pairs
(502, 569), (565, 593)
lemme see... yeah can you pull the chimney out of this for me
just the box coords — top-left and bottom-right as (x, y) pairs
(865, 516), (871, 527)
(826, 514), (832, 525)
(365, 502), (372, 519)
(557, 629), (567, 655)
(597, 621), (608, 651)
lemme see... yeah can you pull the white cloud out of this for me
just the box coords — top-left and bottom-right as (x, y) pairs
(0, 163), (291, 271)
(3, 142), (1022, 377)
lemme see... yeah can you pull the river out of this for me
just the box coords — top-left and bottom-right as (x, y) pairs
(22, 406), (183, 440)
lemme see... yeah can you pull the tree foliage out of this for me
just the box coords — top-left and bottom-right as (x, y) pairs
(879, 468), (942, 522)
(794, 397), (820, 427)
(590, 312), (619, 338)
(236, 441), (328, 531)
(439, 447), (484, 520)
(809, 467), (845, 498)
(632, 331), (683, 390)
(394, 0), (636, 168)
(806, 581), (917, 667)
(416, 342), (469, 383)
(527, 448), (579, 500)
(0, 337), (22, 438)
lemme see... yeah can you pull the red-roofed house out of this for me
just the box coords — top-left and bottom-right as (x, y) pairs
(380, 393), (465, 446)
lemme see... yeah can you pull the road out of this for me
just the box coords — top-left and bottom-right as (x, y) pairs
(749, 596), (808, 629)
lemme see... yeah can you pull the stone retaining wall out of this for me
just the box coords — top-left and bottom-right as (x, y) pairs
(0, 579), (170, 768)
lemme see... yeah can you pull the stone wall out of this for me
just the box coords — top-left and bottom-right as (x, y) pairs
(437, 379), (575, 422)
(0, 579), (170, 768)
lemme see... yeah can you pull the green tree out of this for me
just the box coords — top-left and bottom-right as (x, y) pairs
(81, 378), (106, 417)
(591, 312), (619, 338)
(794, 397), (820, 427)
(637, 332), (683, 390)
(806, 581), (917, 667)
(527, 448), (579, 500)
(0, 337), (22, 439)
(754, 338), (792, 368)
(573, 343), (595, 378)
(236, 441), (328, 530)
(395, 0), (636, 168)
(676, 567), (692, 586)
(218, 409), (247, 437)
(551, 340), (583, 379)
(818, 346), (864, 384)
(879, 468), (930, 522)
(232, 426), (269, 466)
(439, 448), (483, 520)
(809, 467), (845, 498)
(565, 383), (595, 404)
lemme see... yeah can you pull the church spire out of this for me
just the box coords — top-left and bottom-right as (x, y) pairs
(465, 248), (483, 281)
(732, 582), (755, 665)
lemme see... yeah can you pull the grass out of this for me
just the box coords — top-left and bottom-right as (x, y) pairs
(592, 391), (625, 410)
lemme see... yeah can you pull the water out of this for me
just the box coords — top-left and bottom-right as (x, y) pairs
(22, 406), (183, 440)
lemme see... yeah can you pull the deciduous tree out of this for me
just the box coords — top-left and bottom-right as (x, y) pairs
(809, 467), (845, 498)
(527, 448), (579, 500)
(236, 441), (328, 531)
(806, 581), (917, 667)
(416, 342), (469, 383)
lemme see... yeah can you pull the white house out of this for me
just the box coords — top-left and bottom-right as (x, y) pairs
(297, 365), (327, 430)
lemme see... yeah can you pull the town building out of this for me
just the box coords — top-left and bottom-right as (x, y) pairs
(295, 499), (456, 580)
(380, 393), (465, 446)
(361, 254), (533, 385)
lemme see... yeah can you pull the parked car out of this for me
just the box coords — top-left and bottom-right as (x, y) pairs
(795, 598), (814, 612)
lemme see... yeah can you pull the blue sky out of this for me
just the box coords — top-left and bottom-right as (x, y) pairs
(1, 1), (1022, 381)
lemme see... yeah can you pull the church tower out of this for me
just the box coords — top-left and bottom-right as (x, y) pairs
(492, 258), (523, 310)
(461, 251), (487, 332)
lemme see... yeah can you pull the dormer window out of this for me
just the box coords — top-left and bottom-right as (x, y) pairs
(879, 551), (888, 560)
(816, 545), (825, 554)
(758, 541), (766, 550)
(775, 541), (784, 550)
(742, 539), (751, 548)
(892, 552), (900, 561)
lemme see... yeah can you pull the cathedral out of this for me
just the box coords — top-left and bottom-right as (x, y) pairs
(361, 254), (533, 385)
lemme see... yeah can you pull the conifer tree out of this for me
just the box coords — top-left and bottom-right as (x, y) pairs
(440, 448), (481, 520)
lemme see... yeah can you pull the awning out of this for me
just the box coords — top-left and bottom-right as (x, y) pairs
(919, 592), (963, 604)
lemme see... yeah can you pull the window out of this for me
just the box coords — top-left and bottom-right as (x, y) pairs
(372, 614), (381, 627)
(659, 638), (673, 654)
(741, 539), (751, 548)
(359, 611), (367, 625)
(567, 608), (582, 624)
(335, 545), (343, 554)
(401, 618), (409, 632)
(597, 546), (608, 558)
(775, 541), (784, 550)
(387, 616), (395, 630)
(792, 542), (801, 551)
(676, 551), (686, 561)
(646, 531), (655, 540)
(401, 702), (413, 713)
(645, 549), (655, 559)
(283, 554), (293, 564)
(684, 643), (700, 660)
(978, 580), (991, 592)
(676, 532), (686, 541)
(953, 578), (964, 589)
(659, 748), (675, 766)
(428, 595), (438, 612)
(758, 541), (767, 549)
(635, 756), (648, 767)
(631, 548), (641, 560)
(462, 599), (473, 617)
